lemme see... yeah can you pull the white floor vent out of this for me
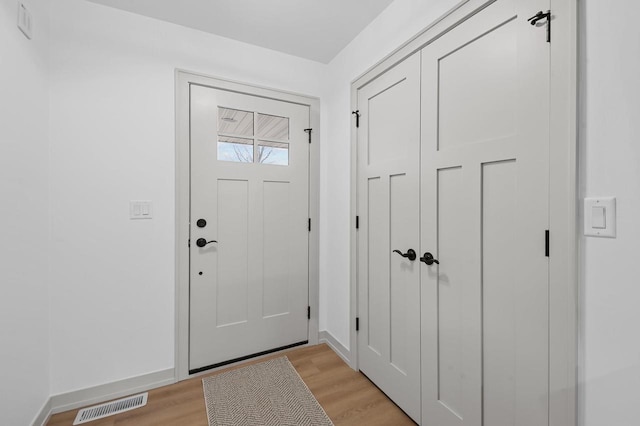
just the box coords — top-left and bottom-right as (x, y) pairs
(73, 392), (148, 425)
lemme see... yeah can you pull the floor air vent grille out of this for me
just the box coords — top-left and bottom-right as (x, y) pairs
(73, 392), (148, 425)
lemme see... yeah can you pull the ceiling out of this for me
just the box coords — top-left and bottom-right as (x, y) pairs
(86, 0), (396, 63)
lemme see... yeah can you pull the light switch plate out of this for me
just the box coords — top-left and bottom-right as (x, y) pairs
(584, 197), (616, 237)
(130, 201), (153, 220)
(17, 2), (32, 40)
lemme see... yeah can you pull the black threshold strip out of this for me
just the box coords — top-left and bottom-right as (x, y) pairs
(189, 340), (309, 375)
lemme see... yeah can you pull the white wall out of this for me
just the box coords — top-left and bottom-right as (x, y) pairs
(0, 0), (51, 424)
(48, 0), (324, 395)
(318, 0), (463, 347)
(14, 1), (640, 424)
(579, 1), (640, 425)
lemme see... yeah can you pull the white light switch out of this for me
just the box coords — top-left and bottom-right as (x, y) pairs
(584, 197), (615, 237)
(130, 201), (153, 219)
(591, 206), (606, 229)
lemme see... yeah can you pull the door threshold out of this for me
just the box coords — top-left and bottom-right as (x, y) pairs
(189, 340), (309, 375)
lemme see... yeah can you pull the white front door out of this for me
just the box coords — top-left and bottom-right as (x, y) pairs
(420, 0), (550, 425)
(356, 53), (422, 422)
(189, 84), (310, 372)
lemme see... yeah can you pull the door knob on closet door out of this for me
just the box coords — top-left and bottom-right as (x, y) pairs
(420, 252), (439, 265)
(393, 249), (417, 261)
(196, 238), (217, 248)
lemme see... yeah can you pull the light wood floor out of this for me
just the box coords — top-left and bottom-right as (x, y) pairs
(47, 344), (415, 425)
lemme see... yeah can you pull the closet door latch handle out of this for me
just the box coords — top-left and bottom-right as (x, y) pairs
(420, 252), (439, 265)
(393, 249), (417, 261)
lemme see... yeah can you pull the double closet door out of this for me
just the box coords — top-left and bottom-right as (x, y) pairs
(357, 0), (551, 424)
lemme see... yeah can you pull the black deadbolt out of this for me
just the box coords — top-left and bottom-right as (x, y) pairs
(196, 219), (207, 228)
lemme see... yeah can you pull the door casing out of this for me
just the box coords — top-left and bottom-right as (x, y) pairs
(175, 70), (321, 381)
(349, 0), (577, 425)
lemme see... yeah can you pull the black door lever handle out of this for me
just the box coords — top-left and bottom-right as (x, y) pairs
(393, 249), (417, 261)
(196, 238), (217, 248)
(420, 252), (439, 265)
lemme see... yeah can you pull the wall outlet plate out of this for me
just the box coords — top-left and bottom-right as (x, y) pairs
(17, 2), (32, 40)
(584, 197), (616, 238)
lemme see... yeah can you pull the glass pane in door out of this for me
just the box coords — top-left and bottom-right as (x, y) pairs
(257, 140), (289, 165)
(218, 136), (254, 163)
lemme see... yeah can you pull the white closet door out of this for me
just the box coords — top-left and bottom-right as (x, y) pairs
(189, 85), (310, 372)
(420, 0), (550, 425)
(356, 53), (422, 422)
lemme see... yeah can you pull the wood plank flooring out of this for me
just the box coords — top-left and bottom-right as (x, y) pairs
(47, 344), (415, 425)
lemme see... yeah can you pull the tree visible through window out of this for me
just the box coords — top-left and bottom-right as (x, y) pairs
(230, 144), (274, 164)
(217, 107), (289, 165)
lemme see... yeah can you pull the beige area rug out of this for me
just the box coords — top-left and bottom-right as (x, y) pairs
(202, 356), (334, 426)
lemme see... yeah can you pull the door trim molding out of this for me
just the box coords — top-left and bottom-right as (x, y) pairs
(175, 70), (321, 381)
(349, 1), (577, 425)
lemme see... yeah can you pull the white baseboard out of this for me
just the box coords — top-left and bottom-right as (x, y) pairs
(31, 397), (52, 426)
(48, 368), (175, 416)
(319, 330), (351, 366)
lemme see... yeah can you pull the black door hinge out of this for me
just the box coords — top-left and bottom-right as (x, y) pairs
(188, 239), (191, 247)
(356, 215), (359, 229)
(356, 317), (360, 331)
(528, 10), (551, 42)
(307, 306), (311, 320)
(308, 218), (311, 232)
(352, 110), (360, 128)
(304, 128), (312, 144)
(545, 230), (550, 257)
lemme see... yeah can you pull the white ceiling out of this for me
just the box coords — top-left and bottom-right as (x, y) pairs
(86, 0), (396, 63)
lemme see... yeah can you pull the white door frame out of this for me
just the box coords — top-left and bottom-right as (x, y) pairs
(175, 70), (321, 381)
(349, 1), (577, 425)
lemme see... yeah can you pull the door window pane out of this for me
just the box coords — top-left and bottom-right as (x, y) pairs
(257, 140), (289, 165)
(257, 113), (289, 141)
(218, 136), (254, 163)
(217, 108), (290, 166)
(218, 107), (254, 137)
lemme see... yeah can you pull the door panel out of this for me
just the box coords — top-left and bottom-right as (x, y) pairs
(357, 52), (421, 422)
(368, 80), (414, 164)
(366, 176), (385, 356)
(421, 1), (550, 426)
(435, 166), (471, 422)
(389, 173), (412, 374)
(189, 85), (310, 371)
(438, 17), (518, 149)
(482, 160), (518, 426)
(263, 181), (293, 318)
(217, 179), (250, 327)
